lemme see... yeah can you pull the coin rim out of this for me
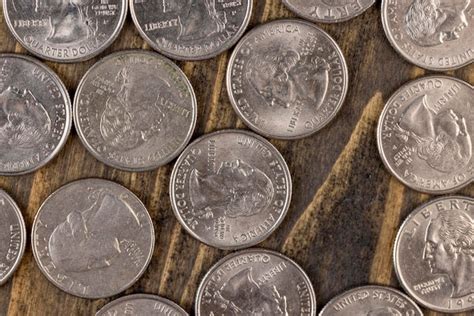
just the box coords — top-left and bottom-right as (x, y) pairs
(73, 49), (198, 172)
(226, 18), (349, 140)
(31, 178), (156, 299)
(194, 248), (317, 316)
(376, 75), (474, 194)
(169, 129), (293, 250)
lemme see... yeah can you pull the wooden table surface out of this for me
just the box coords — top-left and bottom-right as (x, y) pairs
(0, 1), (473, 315)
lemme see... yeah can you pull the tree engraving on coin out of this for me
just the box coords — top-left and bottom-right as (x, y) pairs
(32, 179), (155, 298)
(96, 294), (188, 316)
(130, 0), (252, 60)
(227, 19), (348, 139)
(319, 286), (423, 316)
(377, 76), (473, 194)
(283, 0), (376, 23)
(394, 196), (474, 312)
(3, 0), (128, 62)
(382, 0), (474, 70)
(74, 50), (197, 171)
(170, 130), (292, 250)
(195, 249), (316, 315)
(0, 190), (26, 286)
(0, 54), (71, 175)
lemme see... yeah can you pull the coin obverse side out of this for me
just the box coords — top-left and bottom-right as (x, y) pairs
(3, 0), (128, 63)
(382, 0), (474, 71)
(96, 294), (188, 316)
(32, 179), (155, 299)
(377, 76), (474, 194)
(74, 50), (197, 172)
(394, 196), (474, 313)
(283, 0), (376, 23)
(0, 190), (26, 286)
(170, 130), (292, 250)
(0, 54), (72, 175)
(130, 0), (253, 61)
(227, 19), (348, 139)
(319, 285), (423, 316)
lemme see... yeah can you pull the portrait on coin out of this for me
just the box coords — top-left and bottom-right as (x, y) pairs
(367, 307), (402, 316)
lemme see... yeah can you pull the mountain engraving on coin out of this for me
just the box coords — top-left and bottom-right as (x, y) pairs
(95, 294), (189, 316)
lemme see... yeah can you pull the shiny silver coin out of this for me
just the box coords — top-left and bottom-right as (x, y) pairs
(377, 76), (473, 194)
(32, 179), (155, 299)
(96, 294), (188, 316)
(319, 285), (423, 316)
(170, 130), (292, 250)
(130, 0), (253, 61)
(74, 50), (197, 172)
(195, 248), (317, 315)
(0, 54), (72, 175)
(394, 196), (474, 313)
(227, 19), (348, 139)
(3, 0), (127, 63)
(0, 190), (26, 286)
(283, 0), (375, 23)
(382, 0), (474, 71)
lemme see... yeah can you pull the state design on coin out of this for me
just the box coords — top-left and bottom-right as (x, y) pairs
(170, 130), (292, 250)
(394, 196), (474, 313)
(96, 294), (188, 316)
(195, 249), (316, 315)
(377, 76), (474, 194)
(32, 179), (155, 298)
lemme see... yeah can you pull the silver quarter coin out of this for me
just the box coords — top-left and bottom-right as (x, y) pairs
(0, 190), (26, 286)
(0, 54), (72, 175)
(74, 50), (197, 172)
(130, 0), (253, 61)
(195, 248), (317, 315)
(227, 19), (348, 139)
(319, 285), (423, 316)
(3, 0), (128, 63)
(96, 294), (188, 316)
(377, 76), (474, 194)
(382, 0), (474, 71)
(283, 0), (376, 23)
(32, 178), (155, 299)
(170, 130), (292, 250)
(394, 196), (474, 313)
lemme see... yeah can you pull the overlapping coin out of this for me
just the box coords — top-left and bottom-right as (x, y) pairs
(0, 190), (26, 286)
(382, 0), (474, 71)
(195, 249), (317, 315)
(32, 179), (155, 298)
(3, 0), (127, 62)
(377, 76), (474, 194)
(170, 130), (292, 250)
(96, 294), (188, 316)
(283, 0), (376, 23)
(0, 54), (72, 175)
(74, 50), (197, 172)
(130, 0), (253, 60)
(394, 196), (474, 313)
(319, 285), (423, 316)
(227, 19), (348, 139)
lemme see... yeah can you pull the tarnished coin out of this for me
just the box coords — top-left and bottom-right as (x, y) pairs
(227, 19), (348, 139)
(0, 54), (72, 175)
(170, 130), (292, 250)
(96, 294), (188, 316)
(3, 0), (128, 62)
(377, 76), (474, 194)
(130, 0), (253, 60)
(0, 190), (26, 286)
(32, 179), (155, 299)
(196, 248), (316, 315)
(394, 196), (474, 313)
(283, 0), (376, 23)
(319, 285), (423, 316)
(382, 0), (474, 71)
(74, 50), (197, 172)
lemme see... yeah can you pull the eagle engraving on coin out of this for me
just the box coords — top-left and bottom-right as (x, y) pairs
(367, 308), (402, 316)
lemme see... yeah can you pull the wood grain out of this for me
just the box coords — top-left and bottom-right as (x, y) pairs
(0, 1), (473, 315)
